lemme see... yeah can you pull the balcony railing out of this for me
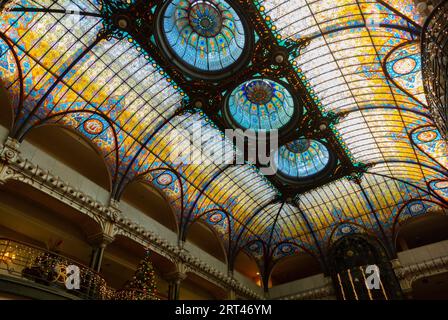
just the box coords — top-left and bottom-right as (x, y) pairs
(114, 289), (161, 300)
(0, 238), (170, 300)
(0, 238), (111, 299)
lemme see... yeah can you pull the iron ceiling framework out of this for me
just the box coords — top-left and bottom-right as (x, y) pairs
(100, 0), (364, 198)
(0, 0), (447, 288)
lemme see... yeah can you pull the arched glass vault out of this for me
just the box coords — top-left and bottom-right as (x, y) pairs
(0, 0), (447, 283)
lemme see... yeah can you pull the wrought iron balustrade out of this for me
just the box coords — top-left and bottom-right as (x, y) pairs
(114, 288), (166, 300)
(0, 238), (110, 299)
(0, 238), (170, 300)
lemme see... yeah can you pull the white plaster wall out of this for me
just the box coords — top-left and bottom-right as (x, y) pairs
(20, 139), (111, 204)
(233, 271), (264, 293)
(120, 201), (178, 245)
(398, 240), (448, 266)
(268, 273), (329, 299)
(0, 125), (8, 143)
(0, 126), (264, 295)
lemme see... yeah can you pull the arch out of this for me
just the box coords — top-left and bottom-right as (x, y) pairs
(182, 272), (227, 300)
(11, 35), (103, 140)
(392, 199), (447, 237)
(326, 221), (375, 251)
(409, 125), (448, 173)
(328, 234), (402, 300)
(184, 218), (228, 264)
(119, 167), (184, 234)
(110, 109), (190, 201)
(230, 197), (282, 255)
(393, 200), (448, 251)
(30, 110), (120, 183)
(119, 167), (184, 211)
(428, 180), (448, 203)
(268, 249), (323, 286)
(270, 240), (320, 262)
(233, 246), (263, 287)
(178, 164), (234, 241)
(0, 179), (102, 265)
(22, 122), (113, 192)
(187, 208), (232, 252)
(328, 234), (391, 271)
(120, 179), (179, 234)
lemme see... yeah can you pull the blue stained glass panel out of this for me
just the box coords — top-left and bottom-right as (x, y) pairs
(162, 0), (246, 72)
(274, 139), (330, 178)
(227, 79), (295, 131)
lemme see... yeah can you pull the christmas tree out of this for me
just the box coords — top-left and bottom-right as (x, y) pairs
(116, 250), (158, 300)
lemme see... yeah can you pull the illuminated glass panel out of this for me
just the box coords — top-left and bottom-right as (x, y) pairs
(430, 180), (448, 202)
(161, 0), (246, 72)
(385, 42), (426, 104)
(2, 0), (448, 262)
(227, 79), (295, 131)
(274, 139), (330, 178)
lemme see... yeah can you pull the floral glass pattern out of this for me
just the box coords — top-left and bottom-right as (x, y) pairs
(227, 79), (295, 131)
(0, 0), (447, 263)
(161, 0), (246, 72)
(274, 139), (330, 178)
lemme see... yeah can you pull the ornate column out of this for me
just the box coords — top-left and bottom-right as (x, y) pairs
(87, 199), (120, 272)
(165, 271), (188, 300)
(391, 259), (413, 299)
(0, 137), (21, 185)
(227, 289), (237, 300)
(226, 270), (237, 300)
(88, 233), (115, 272)
(0, 137), (20, 162)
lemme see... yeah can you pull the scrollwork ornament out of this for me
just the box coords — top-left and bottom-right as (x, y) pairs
(0, 138), (21, 163)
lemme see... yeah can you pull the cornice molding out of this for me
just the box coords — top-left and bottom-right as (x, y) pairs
(276, 278), (335, 300)
(0, 139), (263, 300)
(392, 256), (448, 292)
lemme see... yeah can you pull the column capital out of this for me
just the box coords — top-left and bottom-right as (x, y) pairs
(109, 198), (120, 211)
(390, 258), (402, 270)
(227, 289), (236, 300)
(0, 137), (21, 163)
(164, 271), (188, 283)
(88, 232), (115, 247)
(107, 199), (122, 222)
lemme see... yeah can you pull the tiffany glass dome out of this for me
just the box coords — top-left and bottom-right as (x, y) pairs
(274, 139), (332, 179)
(158, 0), (249, 75)
(225, 79), (298, 132)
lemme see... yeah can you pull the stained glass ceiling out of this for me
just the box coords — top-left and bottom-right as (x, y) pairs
(0, 0), (447, 280)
